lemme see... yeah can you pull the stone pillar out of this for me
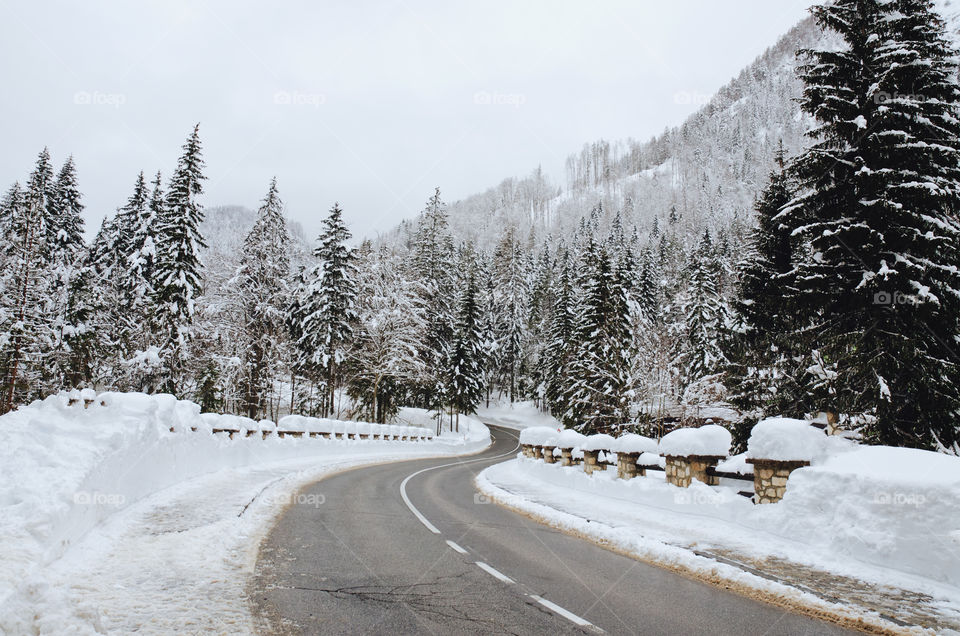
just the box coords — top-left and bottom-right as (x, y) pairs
(521, 444), (534, 458)
(541, 446), (556, 463)
(665, 455), (725, 487)
(532, 446), (543, 459)
(616, 452), (643, 480)
(747, 459), (810, 504)
(583, 449), (606, 475)
(559, 447), (574, 466)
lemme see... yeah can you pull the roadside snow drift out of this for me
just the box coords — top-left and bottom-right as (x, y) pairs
(0, 392), (489, 634)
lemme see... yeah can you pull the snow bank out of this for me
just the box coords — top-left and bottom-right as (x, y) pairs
(582, 433), (617, 452)
(659, 424), (731, 457)
(613, 433), (658, 455)
(519, 426), (559, 446)
(481, 440), (960, 595)
(475, 399), (561, 431)
(747, 417), (853, 462)
(0, 392), (490, 634)
(770, 445), (960, 586)
(556, 429), (587, 448)
(393, 407), (490, 445)
(476, 458), (960, 632)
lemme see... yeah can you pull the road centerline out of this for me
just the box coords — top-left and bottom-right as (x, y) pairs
(398, 430), (520, 535)
(475, 561), (516, 584)
(446, 540), (468, 554)
(529, 594), (602, 631)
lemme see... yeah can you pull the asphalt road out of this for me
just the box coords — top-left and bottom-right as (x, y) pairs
(251, 425), (852, 635)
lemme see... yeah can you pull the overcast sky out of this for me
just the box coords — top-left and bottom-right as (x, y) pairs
(0, 0), (814, 241)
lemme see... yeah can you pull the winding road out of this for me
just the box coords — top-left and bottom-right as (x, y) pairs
(251, 425), (851, 635)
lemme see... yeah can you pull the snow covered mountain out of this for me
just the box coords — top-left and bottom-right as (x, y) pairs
(419, 1), (960, 249)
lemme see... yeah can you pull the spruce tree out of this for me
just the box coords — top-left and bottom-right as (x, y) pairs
(294, 203), (357, 416)
(565, 239), (633, 433)
(411, 188), (456, 414)
(543, 247), (576, 417)
(725, 148), (800, 445)
(780, 0), (960, 447)
(446, 248), (485, 427)
(236, 178), (291, 418)
(153, 124), (207, 395)
(675, 230), (727, 391)
(491, 228), (530, 402)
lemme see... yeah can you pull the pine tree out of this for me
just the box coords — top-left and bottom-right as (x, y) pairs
(491, 227), (530, 401)
(294, 202), (357, 417)
(49, 156), (85, 264)
(565, 238), (634, 433)
(42, 156), (89, 391)
(0, 149), (67, 409)
(724, 148), (801, 447)
(675, 231), (726, 390)
(446, 247), (485, 427)
(410, 188), (456, 414)
(235, 178), (291, 418)
(543, 247), (576, 417)
(153, 124), (207, 395)
(780, 0), (960, 447)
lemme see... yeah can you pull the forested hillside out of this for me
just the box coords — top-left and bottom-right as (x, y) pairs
(2, 0), (959, 453)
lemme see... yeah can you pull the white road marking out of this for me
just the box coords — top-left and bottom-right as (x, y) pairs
(398, 430), (520, 535)
(476, 561), (515, 584)
(400, 471), (442, 533)
(446, 540), (468, 554)
(529, 594), (600, 630)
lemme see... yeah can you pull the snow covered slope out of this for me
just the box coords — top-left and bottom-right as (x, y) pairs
(0, 392), (489, 633)
(405, 2), (960, 251)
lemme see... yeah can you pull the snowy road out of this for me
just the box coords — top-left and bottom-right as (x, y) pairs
(35, 446), (482, 634)
(252, 426), (851, 635)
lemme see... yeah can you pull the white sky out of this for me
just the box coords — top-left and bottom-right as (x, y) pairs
(0, 0), (814, 241)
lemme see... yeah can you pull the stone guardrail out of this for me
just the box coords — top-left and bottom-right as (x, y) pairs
(169, 425), (433, 441)
(521, 440), (801, 504)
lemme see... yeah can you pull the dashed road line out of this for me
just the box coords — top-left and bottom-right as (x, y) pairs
(529, 594), (602, 631)
(398, 432), (520, 534)
(401, 429), (605, 632)
(446, 540), (468, 554)
(476, 561), (515, 584)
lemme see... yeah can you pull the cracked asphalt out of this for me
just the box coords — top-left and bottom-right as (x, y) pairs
(250, 425), (853, 635)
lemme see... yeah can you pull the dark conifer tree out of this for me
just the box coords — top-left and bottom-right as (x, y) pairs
(780, 0), (960, 447)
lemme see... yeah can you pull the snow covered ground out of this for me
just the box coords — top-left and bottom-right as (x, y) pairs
(0, 392), (489, 634)
(478, 455), (960, 633)
(476, 399), (561, 431)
